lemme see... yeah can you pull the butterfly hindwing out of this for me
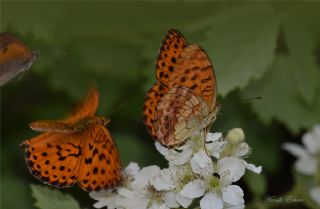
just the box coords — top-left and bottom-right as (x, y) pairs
(143, 82), (167, 139)
(154, 86), (205, 147)
(78, 125), (122, 191)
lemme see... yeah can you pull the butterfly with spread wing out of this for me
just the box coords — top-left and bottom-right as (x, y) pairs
(143, 29), (219, 148)
(21, 87), (122, 191)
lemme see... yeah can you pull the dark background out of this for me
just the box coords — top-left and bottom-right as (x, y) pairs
(1, 2), (320, 209)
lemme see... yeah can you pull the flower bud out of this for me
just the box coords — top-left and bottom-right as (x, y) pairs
(226, 128), (245, 145)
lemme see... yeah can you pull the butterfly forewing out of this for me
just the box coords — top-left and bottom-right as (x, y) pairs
(29, 120), (76, 133)
(169, 44), (217, 108)
(22, 132), (83, 188)
(78, 125), (122, 191)
(65, 87), (100, 124)
(156, 29), (188, 87)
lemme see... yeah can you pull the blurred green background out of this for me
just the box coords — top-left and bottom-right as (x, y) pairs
(1, 1), (320, 209)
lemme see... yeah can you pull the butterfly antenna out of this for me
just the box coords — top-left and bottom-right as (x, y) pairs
(108, 102), (128, 117)
(217, 96), (261, 105)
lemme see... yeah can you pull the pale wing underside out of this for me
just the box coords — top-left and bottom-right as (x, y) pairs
(154, 86), (209, 147)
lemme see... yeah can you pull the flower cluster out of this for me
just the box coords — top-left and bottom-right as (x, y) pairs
(90, 128), (262, 209)
(283, 124), (320, 206)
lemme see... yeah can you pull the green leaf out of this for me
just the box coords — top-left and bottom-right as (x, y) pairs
(243, 55), (320, 133)
(2, 176), (33, 209)
(283, 19), (320, 105)
(30, 184), (81, 209)
(202, 4), (279, 96)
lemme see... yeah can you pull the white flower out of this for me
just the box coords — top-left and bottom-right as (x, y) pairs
(218, 157), (246, 185)
(90, 129), (262, 209)
(155, 142), (193, 165)
(152, 168), (177, 191)
(283, 124), (320, 175)
(180, 151), (258, 208)
(200, 192), (223, 209)
(90, 189), (124, 209)
(175, 193), (193, 208)
(309, 187), (320, 206)
(283, 124), (320, 206)
(191, 150), (213, 176)
(199, 186), (244, 209)
(180, 179), (206, 198)
(221, 185), (244, 205)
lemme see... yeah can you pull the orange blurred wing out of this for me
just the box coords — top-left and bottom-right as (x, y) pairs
(64, 87), (100, 124)
(0, 33), (38, 86)
(0, 33), (33, 64)
(156, 29), (188, 87)
(28, 87), (99, 133)
(21, 132), (84, 189)
(77, 125), (122, 191)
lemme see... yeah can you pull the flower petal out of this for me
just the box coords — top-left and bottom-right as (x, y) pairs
(303, 129), (320, 154)
(242, 160), (262, 174)
(180, 179), (206, 198)
(153, 169), (176, 191)
(131, 165), (160, 190)
(200, 192), (223, 209)
(191, 150), (214, 176)
(155, 142), (192, 165)
(233, 143), (250, 157)
(155, 142), (169, 157)
(125, 162), (140, 177)
(310, 187), (320, 206)
(206, 132), (223, 142)
(218, 157), (245, 184)
(222, 185), (244, 205)
(295, 157), (317, 175)
(176, 193), (193, 208)
(173, 147), (193, 165)
(163, 191), (180, 208)
(282, 143), (309, 159)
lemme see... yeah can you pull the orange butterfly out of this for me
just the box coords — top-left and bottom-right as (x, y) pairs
(143, 29), (219, 148)
(21, 88), (122, 191)
(0, 33), (38, 86)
